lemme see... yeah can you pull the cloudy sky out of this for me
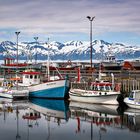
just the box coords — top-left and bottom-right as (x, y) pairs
(0, 0), (140, 45)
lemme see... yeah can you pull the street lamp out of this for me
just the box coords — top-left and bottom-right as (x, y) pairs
(15, 31), (20, 65)
(34, 37), (38, 64)
(15, 31), (20, 90)
(87, 16), (95, 68)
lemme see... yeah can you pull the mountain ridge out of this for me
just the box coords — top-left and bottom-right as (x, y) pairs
(0, 40), (140, 61)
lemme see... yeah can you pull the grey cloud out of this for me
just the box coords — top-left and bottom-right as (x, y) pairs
(0, 0), (140, 37)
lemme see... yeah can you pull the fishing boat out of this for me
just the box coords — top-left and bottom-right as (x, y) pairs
(0, 79), (29, 99)
(101, 54), (123, 71)
(69, 71), (121, 104)
(124, 90), (140, 109)
(18, 69), (69, 99)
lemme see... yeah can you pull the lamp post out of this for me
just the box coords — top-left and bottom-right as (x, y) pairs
(15, 31), (20, 65)
(15, 31), (20, 90)
(87, 16), (95, 68)
(34, 37), (38, 64)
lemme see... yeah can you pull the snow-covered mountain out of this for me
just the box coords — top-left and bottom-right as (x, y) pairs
(0, 40), (140, 61)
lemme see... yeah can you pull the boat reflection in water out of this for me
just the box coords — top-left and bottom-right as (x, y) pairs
(70, 101), (120, 116)
(70, 101), (122, 139)
(0, 97), (29, 113)
(22, 98), (70, 140)
(1, 97), (140, 140)
(27, 98), (70, 124)
(0, 97), (29, 140)
(124, 108), (140, 132)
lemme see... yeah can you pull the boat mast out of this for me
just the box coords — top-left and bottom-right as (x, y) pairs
(111, 73), (114, 91)
(98, 62), (102, 81)
(99, 45), (104, 81)
(34, 37), (38, 64)
(47, 38), (50, 81)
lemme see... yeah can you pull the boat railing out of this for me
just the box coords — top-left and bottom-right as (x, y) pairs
(9, 86), (28, 91)
(71, 82), (117, 92)
(71, 82), (89, 90)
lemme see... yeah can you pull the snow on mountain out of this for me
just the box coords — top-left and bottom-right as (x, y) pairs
(64, 40), (83, 46)
(0, 40), (140, 61)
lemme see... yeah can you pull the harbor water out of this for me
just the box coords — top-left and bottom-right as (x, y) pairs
(0, 97), (139, 140)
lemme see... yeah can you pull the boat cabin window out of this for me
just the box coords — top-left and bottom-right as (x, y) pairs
(93, 85), (98, 91)
(30, 112), (33, 116)
(34, 75), (37, 79)
(25, 75), (29, 78)
(135, 91), (140, 99)
(106, 86), (111, 91)
(129, 92), (134, 98)
(100, 86), (105, 91)
(30, 75), (33, 79)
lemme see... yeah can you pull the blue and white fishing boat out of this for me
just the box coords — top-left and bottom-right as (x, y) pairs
(124, 90), (140, 109)
(19, 69), (69, 99)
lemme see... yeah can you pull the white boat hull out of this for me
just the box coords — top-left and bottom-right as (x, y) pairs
(28, 79), (66, 92)
(0, 88), (29, 99)
(124, 97), (140, 109)
(69, 89), (120, 105)
(28, 79), (69, 98)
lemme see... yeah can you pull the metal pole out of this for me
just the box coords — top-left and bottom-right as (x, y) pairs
(90, 20), (93, 68)
(34, 37), (38, 64)
(15, 31), (20, 65)
(15, 31), (20, 90)
(87, 16), (95, 68)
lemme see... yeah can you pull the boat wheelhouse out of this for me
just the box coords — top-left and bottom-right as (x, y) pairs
(22, 71), (41, 86)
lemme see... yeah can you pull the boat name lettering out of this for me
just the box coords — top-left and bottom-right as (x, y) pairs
(46, 82), (56, 86)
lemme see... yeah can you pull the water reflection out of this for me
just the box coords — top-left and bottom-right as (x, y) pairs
(24, 98), (70, 140)
(0, 98), (139, 140)
(70, 101), (122, 140)
(28, 98), (70, 126)
(124, 108), (140, 132)
(0, 98), (29, 140)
